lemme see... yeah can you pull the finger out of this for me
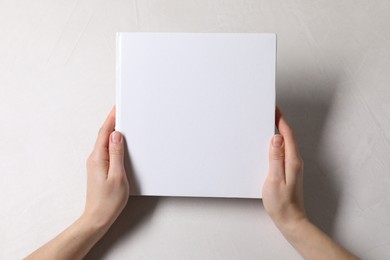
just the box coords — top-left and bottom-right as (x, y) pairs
(93, 107), (116, 160)
(275, 107), (301, 162)
(275, 107), (303, 184)
(108, 131), (125, 176)
(268, 134), (286, 183)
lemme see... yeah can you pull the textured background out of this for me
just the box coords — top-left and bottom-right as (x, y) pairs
(1, 0), (389, 259)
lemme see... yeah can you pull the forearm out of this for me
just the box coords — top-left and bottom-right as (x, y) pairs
(26, 214), (109, 260)
(277, 218), (357, 260)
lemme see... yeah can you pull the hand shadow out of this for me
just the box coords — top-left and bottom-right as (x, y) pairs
(277, 67), (342, 236)
(85, 138), (159, 259)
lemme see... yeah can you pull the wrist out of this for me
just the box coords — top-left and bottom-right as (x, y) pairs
(274, 214), (309, 238)
(79, 211), (113, 235)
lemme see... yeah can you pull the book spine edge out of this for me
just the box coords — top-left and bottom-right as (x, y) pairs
(115, 32), (122, 132)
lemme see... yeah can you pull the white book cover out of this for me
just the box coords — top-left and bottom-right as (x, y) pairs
(116, 32), (276, 198)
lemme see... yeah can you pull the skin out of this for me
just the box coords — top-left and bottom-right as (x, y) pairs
(262, 108), (357, 259)
(26, 107), (356, 259)
(26, 107), (129, 260)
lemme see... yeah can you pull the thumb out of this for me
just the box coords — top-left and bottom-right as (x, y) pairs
(268, 134), (285, 182)
(108, 131), (125, 173)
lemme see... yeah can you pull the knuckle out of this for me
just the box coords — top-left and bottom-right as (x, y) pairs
(109, 169), (128, 184)
(86, 154), (93, 165)
(97, 127), (104, 137)
(86, 157), (94, 169)
(115, 170), (127, 181)
(289, 157), (303, 171)
(270, 150), (285, 161)
(86, 153), (99, 169)
(98, 126), (105, 135)
(109, 144), (123, 155)
(268, 174), (283, 185)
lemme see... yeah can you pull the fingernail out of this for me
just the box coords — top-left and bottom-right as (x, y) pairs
(273, 135), (283, 147)
(111, 131), (122, 144)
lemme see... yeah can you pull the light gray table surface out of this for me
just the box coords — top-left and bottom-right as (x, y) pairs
(1, 1), (389, 259)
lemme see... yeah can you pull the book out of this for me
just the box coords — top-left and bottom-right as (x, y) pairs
(116, 32), (276, 198)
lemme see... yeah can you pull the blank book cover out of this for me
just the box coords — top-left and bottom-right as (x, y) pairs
(116, 32), (276, 198)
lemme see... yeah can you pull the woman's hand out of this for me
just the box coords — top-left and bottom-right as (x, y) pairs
(26, 107), (129, 260)
(83, 107), (130, 229)
(262, 108), (356, 260)
(262, 107), (306, 229)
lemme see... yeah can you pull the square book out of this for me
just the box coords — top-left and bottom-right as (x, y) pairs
(116, 32), (276, 198)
